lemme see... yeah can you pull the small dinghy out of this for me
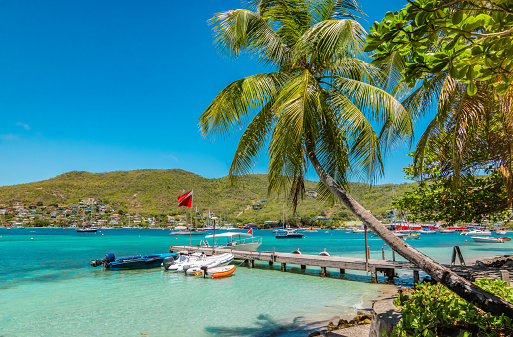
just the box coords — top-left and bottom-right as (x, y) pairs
(192, 265), (236, 279)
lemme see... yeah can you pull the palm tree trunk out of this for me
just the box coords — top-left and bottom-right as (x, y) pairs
(307, 146), (513, 318)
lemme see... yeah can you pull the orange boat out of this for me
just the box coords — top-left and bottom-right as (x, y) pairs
(501, 237), (512, 241)
(209, 265), (236, 279)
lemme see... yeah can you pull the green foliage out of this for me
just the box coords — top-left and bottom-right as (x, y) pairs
(393, 171), (509, 224)
(365, 0), (513, 94)
(393, 279), (513, 337)
(30, 219), (50, 227)
(0, 169), (416, 224)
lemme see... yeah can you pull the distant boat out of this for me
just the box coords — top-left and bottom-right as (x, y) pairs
(461, 230), (492, 236)
(438, 229), (455, 233)
(91, 252), (179, 270)
(275, 229), (304, 239)
(417, 229), (436, 234)
(403, 233), (421, 240)
(170, 229), (207, 236)
(76, 227), (98, 233)
(471, 236), (504, 243)
(496, 230), (507, 235)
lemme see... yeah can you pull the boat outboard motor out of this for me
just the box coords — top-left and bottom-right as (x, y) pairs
(200, 266), (208, 278)
(91, 253), (116, 267)
(163, 256), (176, 271)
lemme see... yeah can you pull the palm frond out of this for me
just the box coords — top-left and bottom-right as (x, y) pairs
(209, 9), (291, 67)
(308, 0), (364, 24)
(199, 72), (288, 139)
(294, 19), (366, 66)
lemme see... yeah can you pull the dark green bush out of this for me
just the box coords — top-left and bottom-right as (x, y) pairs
(393, 279), (513, 337)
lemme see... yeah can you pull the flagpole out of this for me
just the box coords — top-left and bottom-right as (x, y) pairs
(189, 190), (193, 246)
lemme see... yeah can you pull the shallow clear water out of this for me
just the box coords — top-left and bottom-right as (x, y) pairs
(0, 228), (511, 336)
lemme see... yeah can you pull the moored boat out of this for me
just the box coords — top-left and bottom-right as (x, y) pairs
(91, 252), (179, 270)
(501, 237), (512, 241)
(170, 252), (234, 272)
(76, 227), (98, 233)
(275, 229), (304, 239)
(193, 265), (236, 279)
(460, 230), (492, 236)
(202, 232), (263, 250)
(471, 236), (504, 243)
(416, 229), (436, 234)
(403, 233), (420, 240)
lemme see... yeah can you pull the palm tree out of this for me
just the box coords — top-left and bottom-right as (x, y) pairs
(199, 0), (513, 316)
(409, 77), (513, 204)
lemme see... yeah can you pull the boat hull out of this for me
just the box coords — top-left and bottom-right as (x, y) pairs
(101, 253), (178, 270)
(275, 233), (304, 238)
(471, 236), (503, 243)
(210, 265), (236, 279)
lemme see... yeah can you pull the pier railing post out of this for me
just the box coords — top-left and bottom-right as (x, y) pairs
(382, 247), (385, 260)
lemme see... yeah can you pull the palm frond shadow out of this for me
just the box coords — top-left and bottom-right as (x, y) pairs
(205, 313), (324, 336)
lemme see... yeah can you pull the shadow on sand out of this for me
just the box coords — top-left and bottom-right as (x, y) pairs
(205, 313), (327, 337)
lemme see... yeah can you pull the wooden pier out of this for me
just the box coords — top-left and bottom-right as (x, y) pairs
(170, 245), (424, 283)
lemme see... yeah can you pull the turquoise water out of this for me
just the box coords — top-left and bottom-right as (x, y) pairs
(0, 228), (511, 336)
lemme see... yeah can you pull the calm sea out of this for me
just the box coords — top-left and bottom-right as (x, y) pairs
(0, 228), (511, 336)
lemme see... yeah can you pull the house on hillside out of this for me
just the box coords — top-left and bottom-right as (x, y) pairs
(306, 191), (318, 198)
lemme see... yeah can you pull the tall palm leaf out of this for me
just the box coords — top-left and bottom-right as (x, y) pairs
(199, 0), (513, 317)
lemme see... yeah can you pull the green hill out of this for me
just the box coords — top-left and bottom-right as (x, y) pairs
(0, 169), (417, 224)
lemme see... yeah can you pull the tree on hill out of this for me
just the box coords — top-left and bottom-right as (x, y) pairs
(200, 0), (513, 316)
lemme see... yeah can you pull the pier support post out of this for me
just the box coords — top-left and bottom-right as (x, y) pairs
(500, 270), (510, 284)
(249, 260), (255, 268)
(281, 263), (286, 272)
(301, 265), (306, 270)
(371, 271), (378, 283)
(269, 261), (273, 266)
(413, 270), (420, 285)
(392, 250), (396, 261)
(382, 247), (385, 260)
(321, 267), (327, 277)
(385, 269), (395, 280)
(340, 269), (345, 274)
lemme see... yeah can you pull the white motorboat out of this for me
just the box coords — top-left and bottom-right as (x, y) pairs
(352, 228), (371, 233)
(471, 236), (504, 243)
(460, 230), (492, 236)
(438, 229), (455, 233)
(496, 230), (507, 235)
(184, 254), (235, 275)
(164, 252), (234, 271)
(416, 229), (437, 234)
(202, 232), (262, 251)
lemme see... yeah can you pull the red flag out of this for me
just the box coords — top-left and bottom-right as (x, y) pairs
(177, 190), (193, 207)
(248, 228), (253, 234)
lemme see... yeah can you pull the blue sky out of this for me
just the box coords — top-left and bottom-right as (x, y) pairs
(0, 0), (427, 187)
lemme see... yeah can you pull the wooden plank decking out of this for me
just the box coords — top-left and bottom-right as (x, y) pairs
(169, 245), (424, 283)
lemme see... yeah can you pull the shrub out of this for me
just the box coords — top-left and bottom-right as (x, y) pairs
(393, 279), (513, 336)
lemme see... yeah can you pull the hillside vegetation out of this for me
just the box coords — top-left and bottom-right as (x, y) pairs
(0, 169), (416, 223)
